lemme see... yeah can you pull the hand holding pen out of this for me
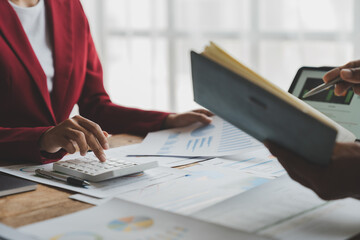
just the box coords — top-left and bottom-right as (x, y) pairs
(323, 60), (360, 96)
(303, 60), (360, 99)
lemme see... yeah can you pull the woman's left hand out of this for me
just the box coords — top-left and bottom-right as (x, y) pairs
(164, 109), (213, 129)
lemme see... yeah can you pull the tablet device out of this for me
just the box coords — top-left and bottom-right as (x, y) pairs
(0, 172), (37, 197)
(289, 66), (360, 140)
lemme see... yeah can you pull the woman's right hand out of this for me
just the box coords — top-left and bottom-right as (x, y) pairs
(323, 60), (360, 96)
(265, 141), (360, 200)
(39, 115), (109, 162)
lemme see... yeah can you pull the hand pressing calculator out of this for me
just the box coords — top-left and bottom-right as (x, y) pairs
(53, 155), (158, 182)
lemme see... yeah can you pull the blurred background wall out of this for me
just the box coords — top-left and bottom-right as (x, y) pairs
(80, 0), (358, 112)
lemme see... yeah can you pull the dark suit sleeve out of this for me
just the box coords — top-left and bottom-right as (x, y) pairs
(77, 8), (169, 136)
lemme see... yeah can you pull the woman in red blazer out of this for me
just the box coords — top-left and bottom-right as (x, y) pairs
(0, 0), (212, 163)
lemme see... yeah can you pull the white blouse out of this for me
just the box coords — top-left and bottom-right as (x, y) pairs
(9, 0), (55, 93)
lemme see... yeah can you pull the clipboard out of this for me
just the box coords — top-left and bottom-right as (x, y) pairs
(191, 51), (337, 165)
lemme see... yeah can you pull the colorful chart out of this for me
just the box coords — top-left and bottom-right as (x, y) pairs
(50, 231), (102, 240)
(186, 136), (213, 152)
(108, 216), (154, 232)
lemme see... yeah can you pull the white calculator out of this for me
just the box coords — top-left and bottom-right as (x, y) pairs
(53, 156), (158, 182)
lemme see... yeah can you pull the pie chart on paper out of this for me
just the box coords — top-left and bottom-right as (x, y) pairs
(108, 216), (154, 232)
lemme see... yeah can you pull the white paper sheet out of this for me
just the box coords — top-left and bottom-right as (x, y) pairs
(194, 175), (327, 233)
(70, 194), (111, 205)
(127, 116), (263, 157)
(71, 165), (269, 215)
(200, 148), (285, 179)
(260, 198), (360, 240)
(104, 143), (139, 156)
(19, 198), (269, 240)
(127, 156), (212, 168)
(0, 162), (187, 198)
(0, 223), (38, 240)
(105, 144), (212, 167)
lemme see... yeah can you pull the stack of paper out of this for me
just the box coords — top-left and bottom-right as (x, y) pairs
(71, 164), (269, 215)
(194, 175), (360, 240)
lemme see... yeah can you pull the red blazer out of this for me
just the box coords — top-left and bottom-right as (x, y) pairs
(0, 0), (169, 163)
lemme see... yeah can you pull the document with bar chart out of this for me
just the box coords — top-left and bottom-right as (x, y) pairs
(127, 116), (263, 157)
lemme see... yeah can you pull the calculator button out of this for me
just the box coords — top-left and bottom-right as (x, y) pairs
(53, 156), (158, 182)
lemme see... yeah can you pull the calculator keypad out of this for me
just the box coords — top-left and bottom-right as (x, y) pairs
(55, 156), (137, 176)
(53, 155), (158, 182)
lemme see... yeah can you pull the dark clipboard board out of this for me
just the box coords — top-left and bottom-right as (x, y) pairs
(191, 52), (337, 165)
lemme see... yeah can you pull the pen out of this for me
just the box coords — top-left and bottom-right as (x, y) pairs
(302, 76), (343, 99)
(35, 169), (91, 188)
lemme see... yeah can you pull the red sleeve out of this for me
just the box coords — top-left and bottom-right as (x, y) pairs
(77, 9), (169, 136)
(0, 127), (67, 163)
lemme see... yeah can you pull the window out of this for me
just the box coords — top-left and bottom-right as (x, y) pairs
(81, 0), (358, 112)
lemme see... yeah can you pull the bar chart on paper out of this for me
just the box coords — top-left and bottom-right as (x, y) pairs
(128, 116), (263, 157)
